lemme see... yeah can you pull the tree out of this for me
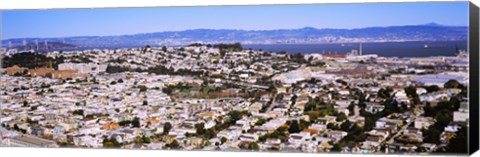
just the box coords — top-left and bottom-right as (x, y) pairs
(290, 53), (307, 64)
(36, 89), (45, 95)
(422, 125), (441, 144)
(340, 120), (352, 132)
(299, 119), (311, 130)
(119, 120), (131, 126)
(377, 88), (392, 99)
(138, 85), (148, 92)
(73, 109), (84, 116)
(416, 146), (427, 153)
(205, 128), (217, 139)
(163, 122), (172, 135)
(195, 123), (206, 135)
(132, 117), (141, 128)
(162, 87), (173, 95)
(363, 113), (377, 131)
(221, 137), (228, 144)
(255, 119), (267, 126)
(142, 136), (151, 144)
(404, 86), (418, 98)
(214, 43), (243, 57)
(424, 102), (434, 117)
(2, 52), (58, 69)
(103, 136), (121, 148)
(166, 140), (181, 149)
(444, 80), (461, 89)
(248, 142), (260, 150)
(308, 111), (320, 123)
(332, 143), (342, 152)
(13, 124), (20, 131)
(205, 141), (212, 146)
(336, 113), (347, 122)
(443, 127), (468, 153)
(343, 125), (366, 143)
(288, 120), (301, 133)
(22, 100), (29, 107)
(435, 112), (452, 128)
(425, 85), (440, 93)
(228, 110), (244, 122)
(275, 93), (284, 101)
(336, 79), (348, 86)
(347, 103), (355, 116)
(304, 97), (317, 112)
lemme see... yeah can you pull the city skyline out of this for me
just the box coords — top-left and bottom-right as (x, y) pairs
(0, 2), (472, 154)
(1, 2), (469, 39)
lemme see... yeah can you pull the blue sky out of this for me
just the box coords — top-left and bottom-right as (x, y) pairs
(1, 2), (469, 39)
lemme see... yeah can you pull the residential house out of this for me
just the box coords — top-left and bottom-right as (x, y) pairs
(414, 117), (435, 129)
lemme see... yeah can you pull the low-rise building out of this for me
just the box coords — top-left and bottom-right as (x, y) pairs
(5, 65), (25, 75)
(58, 63), (107, 75)
(2, 135), (59, 147)
(414, 117), (435, 129)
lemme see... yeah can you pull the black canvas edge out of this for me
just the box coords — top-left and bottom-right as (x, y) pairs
(469, 1), (479, 155)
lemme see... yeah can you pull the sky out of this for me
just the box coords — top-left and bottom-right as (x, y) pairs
(1, 2), (470, 39)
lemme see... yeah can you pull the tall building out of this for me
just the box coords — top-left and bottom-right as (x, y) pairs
(35, 40), (39, 50)
(359, 43), (363, 56)
(22, 40), (27, 51)
(44, 40), (48, 50)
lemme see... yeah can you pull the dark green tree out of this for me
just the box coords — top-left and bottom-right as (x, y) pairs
(248, 142), (260, 150)
(221, 137), (228, 144)
(228, 110), (244, 122)
(422, 125), (441, 144)
(163, 122), (173, 135)
(195, 123), (206, 135)
(166, 140), (181, 149)
(444, 80), (461, 89)
(336, 113), (347, 122)
(332, 143), (343, 152)
(132, 117), (141, 128)
(340, 120), (352, 132)
(288, 120), (301, 133)
(138, 85), (148, 92)
(444, 127), (468, 153)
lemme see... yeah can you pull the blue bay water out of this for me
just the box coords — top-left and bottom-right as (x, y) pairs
(244, 41), (468, 58)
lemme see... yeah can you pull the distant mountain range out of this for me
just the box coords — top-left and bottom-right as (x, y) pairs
(2, 23), (468, 49)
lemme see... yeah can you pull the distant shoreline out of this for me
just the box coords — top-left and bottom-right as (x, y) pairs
(4, 40), (468, 58)
(243, 40), (467, 57)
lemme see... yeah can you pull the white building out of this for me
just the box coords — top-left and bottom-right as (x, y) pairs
(414, 117), (435, 129)
(453, 111), (469, 123)
(58, 63), (107, 75)
(1, 135), (59, 147)
(453, 102), (469, 122)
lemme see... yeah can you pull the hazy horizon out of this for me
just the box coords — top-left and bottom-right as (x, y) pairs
(0, 22), (469, 40)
